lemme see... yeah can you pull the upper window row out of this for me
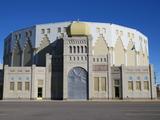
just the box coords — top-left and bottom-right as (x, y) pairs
(69, 46), (87, 54)
(41, 27), (67, 34)
(116, 30), (135, 38)
(116, 30), (123, 36)
(96, 28), (106, 34)
(57, 27), (67, 33)
(41, 28), (51, 34)
(25, 31), (32, 37)
(15, 30), (32, 40)
(15, 34), (21, 40)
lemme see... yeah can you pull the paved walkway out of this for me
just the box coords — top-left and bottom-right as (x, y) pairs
(0, 101), (160, 120)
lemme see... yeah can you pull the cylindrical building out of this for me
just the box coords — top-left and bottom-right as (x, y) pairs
(4, 21), (149, 67)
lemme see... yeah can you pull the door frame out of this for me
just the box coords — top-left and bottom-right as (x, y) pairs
(37, 87), (43, 100)
(113, 79), (122, 99)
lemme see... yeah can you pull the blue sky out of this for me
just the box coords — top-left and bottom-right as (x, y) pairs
(0, 0), (160, 83)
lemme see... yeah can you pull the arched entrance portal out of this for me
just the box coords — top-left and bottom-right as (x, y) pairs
(68, 67), (88, 100)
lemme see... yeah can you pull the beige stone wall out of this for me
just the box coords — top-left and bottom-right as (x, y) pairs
(127, 40), (136, 66)
(63, 37), (92, 100)
(92, 73), (108, 99)
(114, 38), (125, 66)
(144, 47), (149, 65)
(139, 45), (148, 66)
(93, 36), (109, 55)
(92, 37), (148, 66)
(139, 51), (144, 65)
(3, 63), (52, 100)
(92, 36), (149, 67)
(92, 55), (110, 99)
(121, 65), (153, 99)
(3, 66), (32, 99)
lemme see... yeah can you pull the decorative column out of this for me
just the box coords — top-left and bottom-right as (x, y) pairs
(121, 64), (126, 99)
(136, 51), (139, 66)
(149, 65), (157, 99)
(87, 35), (93, 100)
(31, 64), (36, 100)
(63, 39), (68, 100)
(107, 54), (112, 99)
(3, 65), (9, 99)
(112, 47), (115, 65)
(45, 53), (52, 100)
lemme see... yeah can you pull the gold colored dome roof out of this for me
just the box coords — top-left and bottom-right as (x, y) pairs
(70, 22), (90, 36)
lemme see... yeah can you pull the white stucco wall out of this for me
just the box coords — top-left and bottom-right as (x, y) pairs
(35, 21), (72, 48)
(84, 22), (148, 55)
(4, 21), (149, 64)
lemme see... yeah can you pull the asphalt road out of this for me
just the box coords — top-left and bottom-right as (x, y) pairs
(0, 101), (160, 120)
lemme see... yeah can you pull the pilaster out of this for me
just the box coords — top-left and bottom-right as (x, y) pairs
(3, 65), (8, 99)
(45, 53), (52, 99)
(87, 35), (93, 100)
(31, 64), (36, 99)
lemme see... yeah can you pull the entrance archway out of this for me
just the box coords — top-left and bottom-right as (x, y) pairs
(68, 67), (88, 99)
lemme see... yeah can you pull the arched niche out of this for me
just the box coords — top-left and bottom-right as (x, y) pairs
(23, 40), (33, 66)
(68, 67), (88, 99)
(12, 41), (22, 66)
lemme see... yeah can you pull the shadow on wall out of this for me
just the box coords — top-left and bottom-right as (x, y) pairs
(36, 39), (64, 100)
(157, 85), (160, 99)
(0, 69), (3, 99)
(0, 85), (2, 100)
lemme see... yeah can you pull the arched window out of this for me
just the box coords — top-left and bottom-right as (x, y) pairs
(69, 46), (72, 53)
(85, 46), (87, 53)
(73, 46), (76, 53)
(81, 46), (83, 53)
(77, 46), (80, 53)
